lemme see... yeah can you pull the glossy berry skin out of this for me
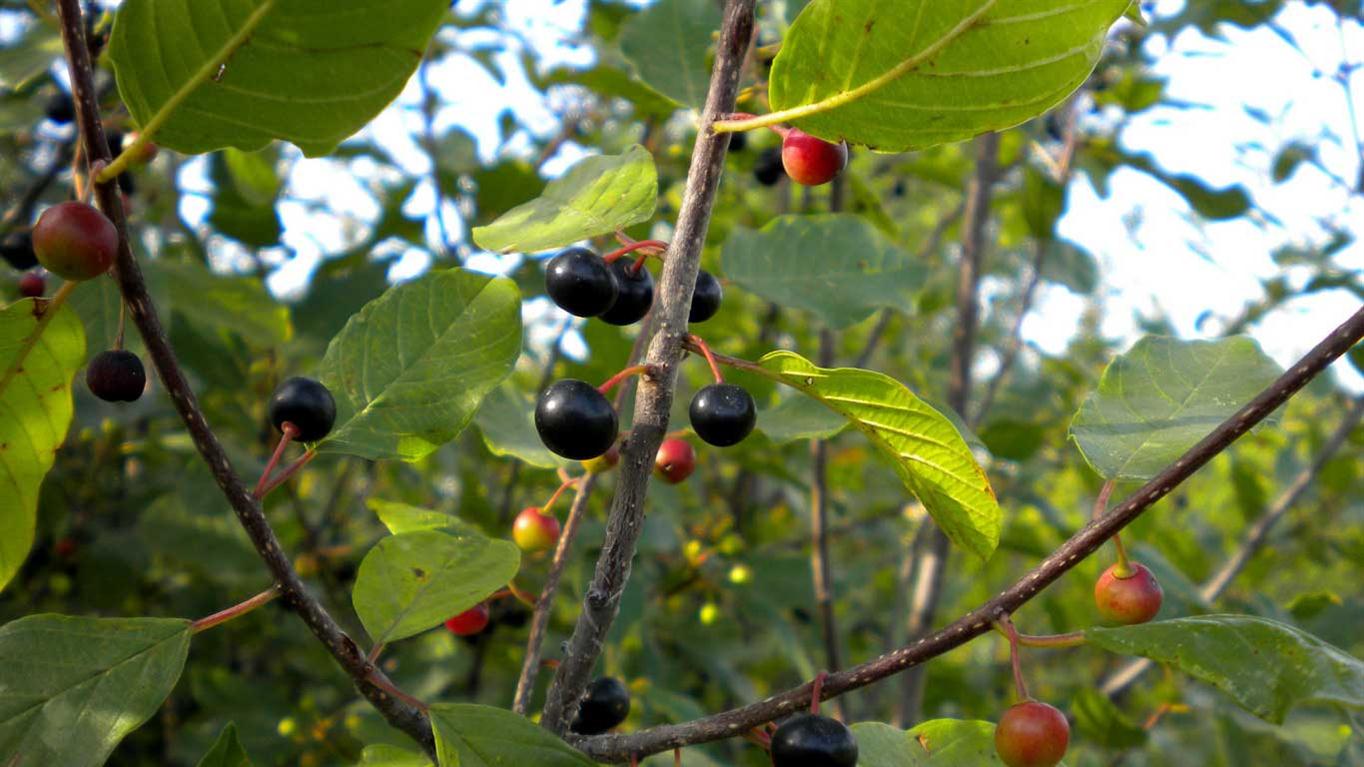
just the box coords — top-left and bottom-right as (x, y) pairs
(599, 260), (654, 326)
(18, 272), (44, 298)
(753, 147), (786, 186)
(781, 129), (848, 187)
(689, 383), (756, 447)
(33, 202), (119, 281)
(995, 701), (1069, 767)
(654, 438), (696, 484)
(268, 377), (337, 442)
(1094, 562), (1163, 625)
(513, 507), (561, 552)
(569, 677), (631, 735)
(45, 91), (75, 124)
(689, 270), (723, 323)
(545, 247), (618, 317)
(444, 603), (490, 636)
(536, 379), (618, 460)
(0, 231), (37, 270)
(771, 713), (858, 767)
(86, 350), (146, 403)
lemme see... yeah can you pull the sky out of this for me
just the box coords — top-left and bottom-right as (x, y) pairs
(72, 0), (1364, 389)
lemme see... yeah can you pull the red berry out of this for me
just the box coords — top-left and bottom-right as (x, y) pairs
(1094, 562), (1163, 625)
(444, 603), (490, 636)
(53, 537), (77, 558)
(32, 201), (118, 281)
(18, 271), (44, 298)
(513, 507), (561, 552)
(780, 129), (848, 186)
(654, 438), (696, 484)
(995, 700), (1069, 767)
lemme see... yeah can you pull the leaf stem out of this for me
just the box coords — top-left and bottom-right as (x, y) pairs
(191, 586), (281, 634)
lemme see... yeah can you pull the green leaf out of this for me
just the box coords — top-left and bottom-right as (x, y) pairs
(0, 300), (85, 592)
(108, 0), (449, 157)
(768, 0), (1130, 151)
(756, 351), (1000, 559)
(0, 615), (191, 766)
(318, 269), (522, 461)
(1070, 336), (1283, 481)
(353, 530), (519, 645)
(1022, 166), (1065, 240)
(759, 394), (849, 444)
(367, 499), (488, 538)
(1071, 688), (1147, 749)
(474, 383), (566, 469)
(472, 146), (657, 254)
(1086, 615), (1364, 724)
(618, 0), (721, 109)
(208, 148), (283, 247)
(429, 703), (599, 766)
(722, 214), (924, 329)
(0, 25), (63, 90)
(196, 723), (253, 767)
(150, 261), (291, 346)
(1040, 241), (1099, 295)
(358, 744), (432, 766)
(854, 719), (1015, 765)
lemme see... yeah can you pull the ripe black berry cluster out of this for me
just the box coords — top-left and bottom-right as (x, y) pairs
(543, 245), (722, 327)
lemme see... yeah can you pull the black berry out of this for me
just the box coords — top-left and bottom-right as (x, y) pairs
(86, 350), (146, 403)
(754, 147), (786, 186)
(44, 91), (75, 124)
(728, 130), (748, 153)
(689, 383), (756, 447)
(268, 376), (337, 442)
(689, 270), (722, 323)
(771, 714), (858, 767)
(569, 677), (630, 735)
(599, 260), (653, 326)
(545, 247), (617, 317)
(1, 231), (37, 271)
(535, 379), (618, 460)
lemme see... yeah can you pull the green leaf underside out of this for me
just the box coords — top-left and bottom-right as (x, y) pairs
(759, 394), (849, 444)
(471, 145), (658, 254)
(367, 499), (489, 538)
(429, 703), (599, 766)
(0, 615), (191, 767)
(1087, 615), (1364, 724)
(353, 530), (520, 645)
(195, 723), (253, 767)
(769, 0), (1130, 151)
(0, 301), (85, 592)
(1069, 336), (1283, 481)
(618, 0), (721, 109)
(723, 214), (924, 329)
(474, 383), (566, 469)
(758, 351), (1000, 559)
(855, 719), (1056, 765)
(108, 0), (449, 157)
(318, 269), (522, 462)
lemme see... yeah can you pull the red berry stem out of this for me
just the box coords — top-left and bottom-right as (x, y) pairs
(675, 748), (682, 767)
(808, 671), (828, 714)
(603, 239), (669, 264)
(256, 448), (317, 499)
(190, 586), (281, 634)
(599, 364), (653, 395)
(253, 422), (299, 498)
(507, 579), (538, 608)
(1092, 480), (1133, 574)
(687, 334), (725, 384)
(994, 616), (1031, 701)
(541, 475), (583, 515)
(743, 727), (772, 749)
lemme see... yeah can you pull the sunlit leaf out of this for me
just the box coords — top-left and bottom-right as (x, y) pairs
(429, 703), (599, 766)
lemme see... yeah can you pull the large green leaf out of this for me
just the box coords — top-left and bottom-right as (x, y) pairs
(195, 723), (253, 767)
(317, 269), (522, 461)
(208, 148), (283, 248)
(471, 146), (657, 254)
(723, 214), (924, 329)
(352, 530), (520, 645)
(757, 351), (1000, 559)
(0, 300), (85, 592)
(1087, 615), (1364, 724)
(855, 719), (1031, 765)
(367, 499), (488, 538)
(618, 0), (721, 109)
(108, 0), (448, 156)
(429, 703), (599, 766)
(1070, 336), (1282, 481)
(151, 261), (291, 346)
(759, 394), (849, 444)
(767, 0), (1129, 151)
(0, 615), (191, 766)
(474, 383), (565, 469)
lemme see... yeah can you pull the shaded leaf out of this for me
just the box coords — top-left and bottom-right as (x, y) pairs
(1071, 688), (1147, 749)
(429, 703), (599, 766)
(318, 269), (522, 461)
(208, 148), (283, 248)
(195, 723), (253, 767)
(151, 261), (291, 346)
(759, 394), (849, 444)
(1070, 336), (1282, 480)
(474, 383), (565, 469)
(359, 744), (432, 766)
(618, 0), (721, 109)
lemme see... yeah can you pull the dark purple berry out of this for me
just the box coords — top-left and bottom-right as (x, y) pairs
(1, 231), (38, 271)
(754, 147), (786, 186)
(535, 379), (618, 460)
(545, 247), (618, 317)
(86, 350), (146, 403)
(599, 260), (653, 326)
(689, 270), (722, 323)
(689, 383), (756, 447)
(771, 713), (858, 767)
(569, 677), (630, 735)
(268, 377), (336, 442)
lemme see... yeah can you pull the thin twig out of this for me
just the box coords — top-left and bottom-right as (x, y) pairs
(52, 1), (435, 756)
(574, 304), (1364, 762)
(538, 0), (756, 734)
(1100, 395), (1364, 697)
